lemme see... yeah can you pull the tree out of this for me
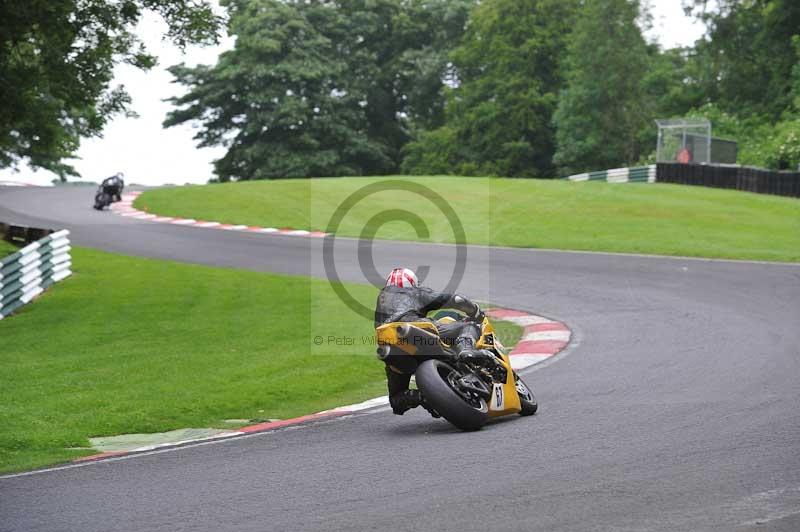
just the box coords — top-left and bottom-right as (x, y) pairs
(0, 0), (222, 179)
(403, 0), (578, 177)
(792, 36), (800, 112)
(684, 0), (800, 120)
(553, 0), (650, 174)
(165, 0), (474, 180)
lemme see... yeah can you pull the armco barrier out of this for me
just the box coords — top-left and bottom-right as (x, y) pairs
(566, 165), (656, 183)
(565, 163), (799, 198)
(0, 229), (72, 321)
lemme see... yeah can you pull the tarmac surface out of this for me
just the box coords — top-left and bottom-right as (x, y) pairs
(1, 185), (798, 532)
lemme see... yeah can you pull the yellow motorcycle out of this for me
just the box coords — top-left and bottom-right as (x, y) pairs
(375, 312), (537, 430)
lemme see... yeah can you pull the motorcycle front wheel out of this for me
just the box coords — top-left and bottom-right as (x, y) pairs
(94, 192), (110, 210)
(515, 374), (538, 416)
(415, 359), (488, 431)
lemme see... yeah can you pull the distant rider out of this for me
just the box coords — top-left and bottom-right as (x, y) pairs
(100, 172), (125, 202)
(374, 267), (494, 415)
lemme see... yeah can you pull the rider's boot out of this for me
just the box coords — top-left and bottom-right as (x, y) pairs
(456, 348), (496, 367)
(389, 389), (422, 415)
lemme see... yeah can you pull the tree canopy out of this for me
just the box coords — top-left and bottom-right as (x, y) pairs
(164, 0), (474, 180)
(4, 0), (798, 180)
(552, 0), (650, 174)
(685, 0), (800, 119)
(403, 0), (578, 177)
(681, 0), (800, 170)
(0, 0), (222, 179)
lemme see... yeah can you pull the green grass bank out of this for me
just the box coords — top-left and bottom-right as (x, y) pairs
(0, 247), (522, 473)
(135, 177), (800, 262)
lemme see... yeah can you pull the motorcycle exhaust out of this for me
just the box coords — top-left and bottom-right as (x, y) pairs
(397, 323), (447, 355)
(396, 324), (439, 343)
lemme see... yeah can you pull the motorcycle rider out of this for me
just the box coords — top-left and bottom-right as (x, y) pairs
(375, 267), (495, 415)
(100, 172), (125, 202)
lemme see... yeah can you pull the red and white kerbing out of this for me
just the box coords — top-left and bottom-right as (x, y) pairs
(110, 192), (328, 238)
(71, 306), (569, 464)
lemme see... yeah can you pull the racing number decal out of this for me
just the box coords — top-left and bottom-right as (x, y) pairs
(491, 383), (504, 411)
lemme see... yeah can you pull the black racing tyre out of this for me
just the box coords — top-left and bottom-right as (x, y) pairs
(515, 374), (538, 416)
(97, 192), (112, 210)
(415, 359), (488, 431)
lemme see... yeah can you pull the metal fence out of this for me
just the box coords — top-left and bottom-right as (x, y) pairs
(656, 163), (800, 198)
(0, 229), (72, 321)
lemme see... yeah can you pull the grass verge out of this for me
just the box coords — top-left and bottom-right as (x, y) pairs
(0, 247), (524, 474)
(0, 248), (385, 473)
(135, 176), (800, 262)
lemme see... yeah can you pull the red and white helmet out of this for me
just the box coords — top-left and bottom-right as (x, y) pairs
(386, 268), (418, 288)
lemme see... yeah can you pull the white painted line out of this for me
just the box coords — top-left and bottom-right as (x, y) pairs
(510, 355), (552, 370)
(225, 225), (247, 231)
(282, 229), (310, 236)
(329, 396), (389, 413)
(122, 431), (245, 453)
(152, 217), (174, 222)
(504, 315), (554, 327)
(258, 227), (280, 233)
(521, 330), (571, 342)
(195, 222), (221, 228)
(171, 219), (197, 225)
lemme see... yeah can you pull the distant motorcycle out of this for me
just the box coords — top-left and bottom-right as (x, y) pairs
(93, 173), (125, 210)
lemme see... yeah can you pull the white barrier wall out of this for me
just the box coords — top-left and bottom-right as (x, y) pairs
(565, 165), (657, 183)
(0, 230), (72, 320)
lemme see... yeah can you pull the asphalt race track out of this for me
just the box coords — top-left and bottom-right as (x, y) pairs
(1, 186), (799, 532)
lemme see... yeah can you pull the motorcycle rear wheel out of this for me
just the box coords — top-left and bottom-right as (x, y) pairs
(415, 359), (488, 431)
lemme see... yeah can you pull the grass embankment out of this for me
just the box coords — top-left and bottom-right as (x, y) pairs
(0, 248), (384, 473)
(136, 177), (800, 262)
(0, 248), (522, 473)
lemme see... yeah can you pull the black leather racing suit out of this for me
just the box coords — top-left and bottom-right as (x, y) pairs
(374, 285), (482, 402)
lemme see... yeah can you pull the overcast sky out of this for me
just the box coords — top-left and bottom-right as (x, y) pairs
(2, 0), (709, 187)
